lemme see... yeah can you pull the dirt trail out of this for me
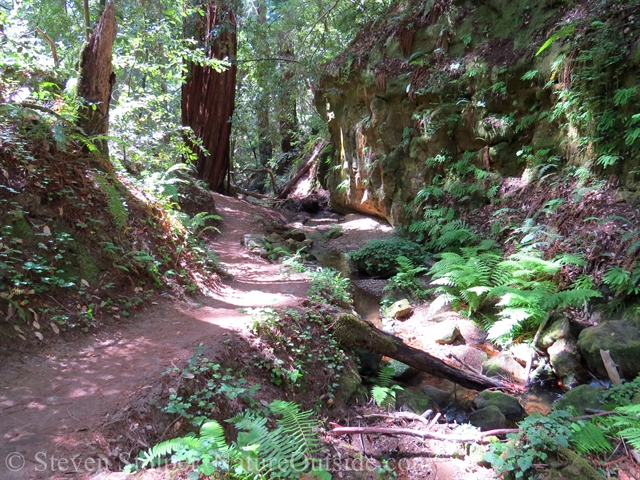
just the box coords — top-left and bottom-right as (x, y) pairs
(0, 193), (309, 480)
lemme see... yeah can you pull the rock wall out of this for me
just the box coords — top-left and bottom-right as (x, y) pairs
(316, 0), (640, 225)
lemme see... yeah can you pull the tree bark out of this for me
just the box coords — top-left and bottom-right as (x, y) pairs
(182, 1), (238, 193)
(277, 139), (327, 199)
(332, 313), (510, 391)
(77, 1), (116, 160)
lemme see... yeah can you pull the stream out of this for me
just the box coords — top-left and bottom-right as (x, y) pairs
(300, 210), (564, 422)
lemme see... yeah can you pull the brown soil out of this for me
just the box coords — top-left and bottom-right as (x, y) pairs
(0, 193), (309, 480)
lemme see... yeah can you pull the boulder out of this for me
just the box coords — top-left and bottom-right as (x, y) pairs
(482, 351), (527, 383)
(540, 318), (571, 349)
(285, 229), (307, 242)
(396, 388), (435, 414)
(422, 385), (451, 407)
(386, 359), (419, 380)
(468, 405), (506, 431)
(241, 234), (266, 251)
(336, 365), (368, 405)
(578, 320), (640, 379)
(474, 391), (525, 421)
(383, 299), (413, 319)
(353, 347), (381, 378)
(548, 338), (585, 387)
(433, 322), (461, 345)
(553, 384), (604, 415)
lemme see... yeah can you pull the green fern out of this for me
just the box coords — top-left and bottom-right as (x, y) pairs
(371, 365), (402, 408)
(613, 404), (640, 450)
(95, 175), (129, 230)
(571, 421), (613, 455)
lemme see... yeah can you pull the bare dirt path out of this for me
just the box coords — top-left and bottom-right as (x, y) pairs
(0, 193), (309, 480)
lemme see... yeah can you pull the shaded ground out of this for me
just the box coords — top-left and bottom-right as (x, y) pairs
(0, 193), (309, 480)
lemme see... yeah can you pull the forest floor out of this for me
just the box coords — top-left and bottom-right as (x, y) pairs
(0, 192), (496, 480)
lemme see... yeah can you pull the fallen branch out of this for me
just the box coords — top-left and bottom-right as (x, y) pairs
(277, 139), (328, 199)
(361, 411), (430, 426)
(328, 426), (519, 443)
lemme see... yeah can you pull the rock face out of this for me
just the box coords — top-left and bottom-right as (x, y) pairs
(578, 320), (640, 379)
(316, 1), (640, 225)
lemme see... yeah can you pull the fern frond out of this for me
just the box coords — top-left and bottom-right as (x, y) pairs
(376, 365), (396, 388)
(571, 422), (613, 454)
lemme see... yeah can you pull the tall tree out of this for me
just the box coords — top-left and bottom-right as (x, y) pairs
(182, 0), (239, 193)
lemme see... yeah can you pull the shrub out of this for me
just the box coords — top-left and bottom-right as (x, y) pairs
(349, 237), (428, 278)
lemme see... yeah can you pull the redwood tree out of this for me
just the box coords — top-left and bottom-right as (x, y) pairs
(182, 0), (238, 193)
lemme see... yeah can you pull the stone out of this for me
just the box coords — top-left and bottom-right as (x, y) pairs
(285, 229), (306, 242)
(553, 384), (604, 415)
(540, 318), (571, 349)
(508, 343), (531, 366)
(396, 388), (435, 414)
(353, 347), (381, 378)
(548, 338), (585, 387)
(383, 299), (413, 319)
(578, 320), (640, 379)
(422, 385), (450, 407)
(482, 352), (527, 383)
(433, 322), (460, 345)
(336, 364), (368, 405)
(386, 359), (418, 380)
(474, 391), (525, 421)
(468, 405), (506, 431)
(241, 234), (266, 251)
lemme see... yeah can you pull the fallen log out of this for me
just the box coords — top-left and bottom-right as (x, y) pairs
(277, 139), (328, 199)
(332, 313), (511, 391)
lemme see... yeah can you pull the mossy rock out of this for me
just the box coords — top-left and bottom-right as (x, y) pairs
(474, 391), (525, 421)
(553, 384), (604, 415)
(386, 359), (418, 381)
(540, 318), (571, 349)
(396, 388), (434, 414)
(469, 405), (506, 431)
(577, 320), (640, 379)
(337, 364), (367, 405)
(382, 299), (413, 319)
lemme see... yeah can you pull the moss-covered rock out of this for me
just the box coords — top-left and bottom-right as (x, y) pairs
(382, 299), (413, 319)
(553, 384), (604, 415)
(469, 405), (506, 431)
(577, 320), (640, 379)
(396, 388), (434, 414)
(474, 391), (525, 421)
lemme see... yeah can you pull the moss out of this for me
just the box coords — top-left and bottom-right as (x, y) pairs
(12, 213), (35, 240)
(334, 313), (398, 353)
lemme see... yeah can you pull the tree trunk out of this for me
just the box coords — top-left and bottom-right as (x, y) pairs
(77, 1), (116, 160)
(182, 1), (238, 193)
(333, 313), (510, 391)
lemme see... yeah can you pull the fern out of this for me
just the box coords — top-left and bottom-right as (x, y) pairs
(95, 175), (128, 230)
(571, 422), (613, 455)
(613, 404), (640, 450)
(371, 365), (402, 408)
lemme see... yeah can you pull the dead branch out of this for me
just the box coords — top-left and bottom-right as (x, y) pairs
(328, 426), (519, 443)
(277, 139), (328, 199)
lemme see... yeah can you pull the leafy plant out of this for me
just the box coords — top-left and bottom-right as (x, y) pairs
(350, 237), (427, 278)
(371, 365), (402, 408)
(136, 400), (328, 479)
(384, 255), (427, 298)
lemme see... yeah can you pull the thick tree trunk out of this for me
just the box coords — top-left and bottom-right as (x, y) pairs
(182, 1), (237, 193)
(333, 313), (510, 391)
(77, 1), (116, 159)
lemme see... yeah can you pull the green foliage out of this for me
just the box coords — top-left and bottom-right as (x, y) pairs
(137, 400), (327, 479)
(603, 264), (640, 297)
(485, 409), (574, 479)
(164, 353), (260, 427)
(384, 255), (427, 298)
(350, 237), (427, 277)
(308, 267), (352, 306)
(429, 242), (600, 345)
(94, 176), (129, 230)
(371, 365), (402, 408)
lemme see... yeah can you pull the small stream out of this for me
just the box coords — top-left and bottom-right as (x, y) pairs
(301, 211), (563, 420)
